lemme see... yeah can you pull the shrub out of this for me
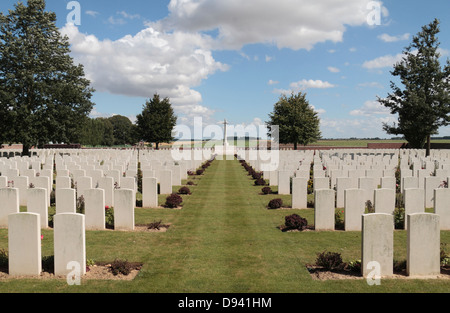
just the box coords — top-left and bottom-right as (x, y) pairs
(335, 210), (344, 230)
(196, 169), (204, 175)
(187, 181), (195, 186)
(178, 186), (191, 195)
(0, 249), (8, 269)
(393, 259), (407, 272)
(105, 206), (114, 229)
(252, 171), (261, 180)
(165, 193), (183, 208)
(261, 186), (272, 195)
(346, 260), (361, 272)
(393, 207), (405, 229)
(76, 196), (85, 214)
(110, 259), (133, 276)
(42, 255), (55, 273)
(284, 214), (308, 231)
(315, 251), (343, 270)
(254, 178), (266, 186)
(365, 200), (374, 213)
(307, 179), (314, 194)
(268, 198), (283, 209)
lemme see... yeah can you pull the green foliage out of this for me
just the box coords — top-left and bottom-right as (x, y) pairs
(79, 117), (115, 147)
(365, 200), (374, 213)
(0, 249), (8, 269)
(379, 19), (450, 154)
(76, 196), (85, 214)
(393, 207), (405, 229)
(335, 210), (344, 230)
(266, 92), (321, 149)
(108, 115), (138, 145)
(136, 94), (177, 149)
(105, 206), (114, 229)
(0, 0), (94, 155)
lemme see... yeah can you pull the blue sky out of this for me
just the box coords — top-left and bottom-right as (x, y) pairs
(1, 0), (449, 139)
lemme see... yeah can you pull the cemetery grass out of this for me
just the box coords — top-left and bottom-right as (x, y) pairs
(0, 160), (449, 293)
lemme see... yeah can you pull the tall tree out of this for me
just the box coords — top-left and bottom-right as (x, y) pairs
(379, 19), (450, 156)
(136, 94), (177, 149)
(0, 0), (94, 155)
(266, 92), (321, 150)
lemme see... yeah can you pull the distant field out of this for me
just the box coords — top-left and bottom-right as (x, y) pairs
(311, 139), (407, 147)
(166, 139), (450, 149)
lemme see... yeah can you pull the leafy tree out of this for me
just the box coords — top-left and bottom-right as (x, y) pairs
(108, 115), (136, 145)
(79, 117), (114, 147)
(0, 0), (94, 155)
(266, 92), (321, 150)
(379, 19), (450, 156)
(136, 94), (177, 149)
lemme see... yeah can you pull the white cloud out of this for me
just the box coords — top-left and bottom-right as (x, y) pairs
(268, 80), (279, 85)
(349, 100), (391, 116)
(327, 66), (340, 73)
(311, 105), (326, 115)
(378, 33), (410, 42)
(320, 115), (397, 138)
(265, 55), (273, 62)
(62, 24), (228, 122)
(290, 79), (336, 90)
(274, 79), (335, 94)
(362, 53), (404, 69)
(357, 82), (384, 89)
(162, 0), (388, 51)
(107, 16), (126, 25)
(85, 10), (99, 18)
(117, 11), (141, 20)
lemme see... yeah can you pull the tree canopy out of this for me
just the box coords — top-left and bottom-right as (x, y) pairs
(266, 92), (321, 150)
(136, 94), (177, 149)
(0, 0), (94, 155)
(379, 19), (450, 156)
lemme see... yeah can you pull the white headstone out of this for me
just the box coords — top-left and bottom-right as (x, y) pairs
(54, 213), (86, 277)
(8, 213), (42, 276)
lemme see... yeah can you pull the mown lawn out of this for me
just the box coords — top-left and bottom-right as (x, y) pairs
(0, 158), (449, 293)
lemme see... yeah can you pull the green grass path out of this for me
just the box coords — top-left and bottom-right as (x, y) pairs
(0, 158), (449, 293)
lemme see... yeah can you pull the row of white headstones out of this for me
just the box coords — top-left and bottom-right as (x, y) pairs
(242, 148), (449, 278)
(1, 148), (211, 278)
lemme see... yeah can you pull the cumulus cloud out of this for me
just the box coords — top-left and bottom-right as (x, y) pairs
(62, 0), (389, 125)
(327, 66), (340, 73)
(274, 79), (336, 94)
(162, 0), (388, 50)
(362, 53), (404, 69)
(62, 23), (228, 120)
(349, 100), (391, 116)
(378, 33), (410, 42)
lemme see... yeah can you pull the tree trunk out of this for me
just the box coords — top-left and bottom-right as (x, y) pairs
(155, 142), (159, 150)
(426, 135), (431, 157)
(294, 142), (298, 150)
